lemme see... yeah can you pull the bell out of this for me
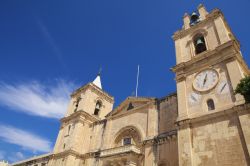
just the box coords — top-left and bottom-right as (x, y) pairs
(191, 12), (199, 21)
(95, 102), (101, 109)
(190, 12), (200, 26)
(195, 38), (207, 54)
(196, 38), (204, 46)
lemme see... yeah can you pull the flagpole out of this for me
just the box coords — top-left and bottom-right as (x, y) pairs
(136, 65), (140, 97)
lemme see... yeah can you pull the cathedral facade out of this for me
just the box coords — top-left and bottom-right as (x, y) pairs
(11, 4), (250, 166)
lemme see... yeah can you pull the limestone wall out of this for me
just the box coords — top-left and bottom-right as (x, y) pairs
(178, 111), (249, 166)
(158, 94), (178, 134)
(158, 139), (178, 166)
(191, 115), (247, 165)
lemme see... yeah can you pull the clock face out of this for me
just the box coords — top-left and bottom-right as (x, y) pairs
(188, 92), (201, 104)
(193, 69), (219, 92)
(217, 80), (230, 94)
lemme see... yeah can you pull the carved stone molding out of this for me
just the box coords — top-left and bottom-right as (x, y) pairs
(99, 145), (142, 158)
(105, 96), (157, 120)
(176, 103), (250, 127)
(172, 40), (247, 82)
(51, 149), (82, 159)
(142, 130), (177, 145)
(71, 83), (114, 104)
(61, 110), (99, 125)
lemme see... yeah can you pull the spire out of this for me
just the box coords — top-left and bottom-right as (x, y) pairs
(92, 68), (102, 89)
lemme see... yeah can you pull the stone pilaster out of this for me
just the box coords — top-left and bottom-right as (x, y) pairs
(178, 123), (193, 166)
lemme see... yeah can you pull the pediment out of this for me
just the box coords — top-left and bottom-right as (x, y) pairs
(107, 97), (155, 117)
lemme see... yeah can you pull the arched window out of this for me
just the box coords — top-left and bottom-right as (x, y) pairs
(207, 99), (215, 111)
(114, 127), (141, 147)
(193, 34), (207, 54)
(94, 100), (102, 116)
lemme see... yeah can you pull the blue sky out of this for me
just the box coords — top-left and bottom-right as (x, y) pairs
(0, 0), (250, 163)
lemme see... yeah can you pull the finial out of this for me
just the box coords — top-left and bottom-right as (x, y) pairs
(197, 3), (208, 20)
(198, 4), (204, 9)
(183, 12), (189, 17)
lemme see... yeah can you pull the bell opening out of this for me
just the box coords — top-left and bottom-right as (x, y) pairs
(94, 100), (102, 116)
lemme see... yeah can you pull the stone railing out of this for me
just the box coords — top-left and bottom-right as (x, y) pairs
(100, 145), (141, 157)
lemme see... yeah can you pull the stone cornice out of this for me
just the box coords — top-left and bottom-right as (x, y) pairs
(11, 153), (52, 165)
(51, 150), (98, 160)
(52, 146), (142, 160)
(61, 110), (100, 125)
(99, 145), (142, 158)
(91, 119), (107, 126)
(172, 9), (222, 40)
(81, 151), (100, 159)
(71, 83), (114, 104)
(157, 93), (177, 102)
(176, 103), (250, 127)
(172, 40), (234, 73)
(142, 130), (177, 145)
(51, 149), (82, 159)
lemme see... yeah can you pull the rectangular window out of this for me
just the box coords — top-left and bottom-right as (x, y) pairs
(123, 138), (131, 145)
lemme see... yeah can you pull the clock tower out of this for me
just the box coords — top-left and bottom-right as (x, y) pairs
(172, 4), (250, 166)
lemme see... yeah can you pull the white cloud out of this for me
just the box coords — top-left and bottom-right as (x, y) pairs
(0, 80), (76, 119)
(0, 125), (52, 153)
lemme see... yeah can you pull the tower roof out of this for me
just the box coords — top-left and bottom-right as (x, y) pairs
(92, 73), (102, 89)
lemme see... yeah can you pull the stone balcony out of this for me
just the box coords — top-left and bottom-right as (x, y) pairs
(100, 145), (141, 157)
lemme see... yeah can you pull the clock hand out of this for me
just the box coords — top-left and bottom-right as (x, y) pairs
(203, 74), (207, 86)
(220, 83), (227, 92)
(191, 95), (197, 101)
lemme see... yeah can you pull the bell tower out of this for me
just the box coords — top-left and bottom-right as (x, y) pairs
(48, 74), (114, 166)
(172, 4), (249, 120)
(172, 4), (250, 166)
